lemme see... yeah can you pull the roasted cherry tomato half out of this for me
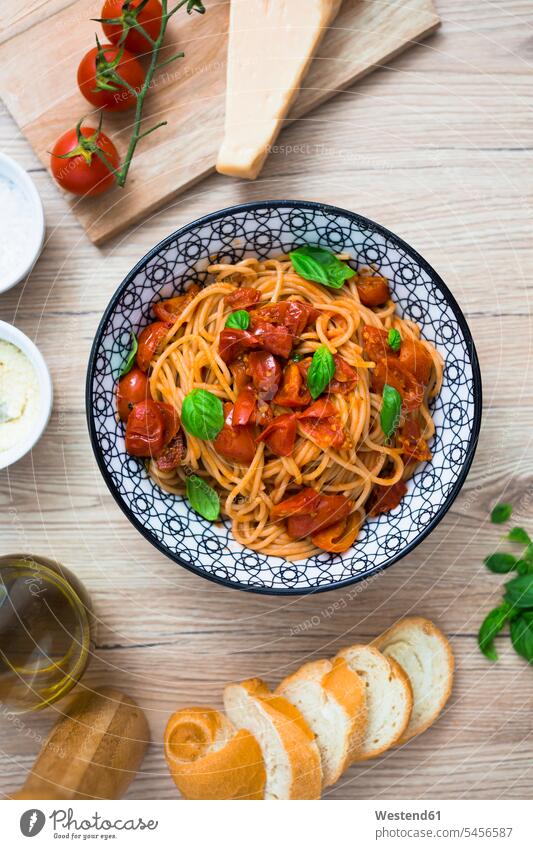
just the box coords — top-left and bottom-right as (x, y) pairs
(136, 321), (169, 372)
(213, 404), (257, 464)
(224, 287), (261, 310)
(116, 366), (151, 421)
(367, 481), (408, 517)
(256, 413), (297, 458)
(356, 274), (390, 307)
(125, 399), (165, 456)
(100, 0), (163, 55)
(153, 284), (200, 323)
(50, 124), (119, 196)
(77, 43), (145, 111)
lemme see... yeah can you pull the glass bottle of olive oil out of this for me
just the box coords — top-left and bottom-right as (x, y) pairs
(0, 555), (94, 713)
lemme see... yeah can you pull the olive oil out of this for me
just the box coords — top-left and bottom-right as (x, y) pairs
(0, 555), (94, 712)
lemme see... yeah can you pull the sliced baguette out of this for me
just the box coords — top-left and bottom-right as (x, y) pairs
(276, 657), (367, 786)
(336, 645), (412, 761)
(164, 707), (265, 799)
(373, 616), (454, 743)
(224, 678), (322, 799)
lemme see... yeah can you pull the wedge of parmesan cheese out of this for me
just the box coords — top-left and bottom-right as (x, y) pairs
(216, 0), (343, 180)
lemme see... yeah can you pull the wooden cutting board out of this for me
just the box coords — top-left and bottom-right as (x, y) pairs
(0, 0), (439, 245)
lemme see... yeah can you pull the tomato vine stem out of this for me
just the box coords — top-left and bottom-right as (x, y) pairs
(103, 0), (206, 188)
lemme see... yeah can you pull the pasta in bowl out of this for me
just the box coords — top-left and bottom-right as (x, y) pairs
(87, 201), (481, 594)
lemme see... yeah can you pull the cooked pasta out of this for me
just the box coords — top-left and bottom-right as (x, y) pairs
(116, 249), (443, 559)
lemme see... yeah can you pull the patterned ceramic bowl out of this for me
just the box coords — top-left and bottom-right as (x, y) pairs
(86, 201), (482, 595)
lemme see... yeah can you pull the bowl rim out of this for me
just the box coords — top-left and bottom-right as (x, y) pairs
(0, 152), (45, 295)
(86, 199), (483, 596)
(0, 320), (53, 470)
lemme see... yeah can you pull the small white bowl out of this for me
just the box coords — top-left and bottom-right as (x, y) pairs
(0, 153), (45, 295)
(0, 320), (53, 470)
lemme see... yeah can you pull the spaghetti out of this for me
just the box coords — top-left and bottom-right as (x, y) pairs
(116, 250), (443, 559)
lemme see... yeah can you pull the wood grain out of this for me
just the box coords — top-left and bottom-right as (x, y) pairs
(0, 0), (439, 243)
(1, 0), (533, 800)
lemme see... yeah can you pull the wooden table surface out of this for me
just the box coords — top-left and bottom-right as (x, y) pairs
(1, 0), (532, 800)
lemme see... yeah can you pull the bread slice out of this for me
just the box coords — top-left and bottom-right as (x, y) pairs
(373, 616), (454, 743)
(336, 645), (413, 760)
(224, 678), (322, 799)
(164, 707), (265, 799)
(276, 657), (367, 786)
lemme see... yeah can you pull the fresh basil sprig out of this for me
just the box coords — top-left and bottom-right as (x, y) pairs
(387, 328), (401, 352)
(484, 553), (518, 574)
(380, 384), (402, 439)
(307, 346), (335, 399)
(508, 527), (531, 545)
(225, 310), (250, 330)
(290, 245), (355, 290)
(181, 389), (224, 440)
(504, 574), (533, 609)
(491, 503), (513, 524)
(478, 602), (514, 661)
(186, 474), (220, 521)
(119, 332), (138, 377)
(510, 612), (533, 663)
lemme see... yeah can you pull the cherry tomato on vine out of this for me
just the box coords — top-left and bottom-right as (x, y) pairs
(50, 121), (119, 196)
(77, 41), (145, 111)
(100, 0), (163, 55)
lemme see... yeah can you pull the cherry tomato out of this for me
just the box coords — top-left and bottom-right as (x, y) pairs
(298, 416), (346, 451)
(329, 355), (358, 394)
(271, 488), (321, 519)
(251, 300), (318, 336)
(156, 431), (186, 471)
(213, 404), (257, 464)
(100, 0), (163, 55)
(157, 402), (181, 445)
(372, 357), (424, 412)
(312, 512), (361, 553)
(125, 399), (165, 456)
(298, 399), (337, 420)
(398, 339), (433, 385)
(219, 328), (256, 364)
(273, 362), (311, 408)
(233, 387), (256, 426)
(356, 274), (390, 307)
(362, 326), (390, 362)
(224, 287), (261, 309)
(77, 43), (145, 111)
(136, 321), (169, 371)
(116, 367), (151, 421)
(286, 494), (352, 539)
(367, 481), (407, 517)
(50, 124), (119, 196)
(153, 284), (200, 323)
(230, 359), (251, 393)
(256, 413), (297, 457)
(247, 351), (281, 400)
(250, 319), (293, 358)
(398, 416), (432, 462)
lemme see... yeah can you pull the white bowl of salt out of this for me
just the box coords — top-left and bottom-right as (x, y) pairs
(0, 153), (45, 295)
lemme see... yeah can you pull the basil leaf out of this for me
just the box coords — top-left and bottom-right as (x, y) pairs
(491, 503), (513, 524)
(507, 526), (531, 546)
(307, 346), (335, 399)
(290, 245), (354, 290)
(478, 601), (513, 661)
(380, 384), (402, 439)
(225, 310), (250, 330)
(120, 332), (138, 377)
(387, 328), (401, 352)
(181, 389), (224, 440)
(504, 574), (533, 609)
(517, 559), (533, 576)
(483, 552), (518, 574)
(186, 474), (220, 521)
(510, 614), (533, 663)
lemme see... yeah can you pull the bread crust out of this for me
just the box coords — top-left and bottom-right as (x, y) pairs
(224, 678), (322, 799)
(373, 616), (455, 743)
(277, 658), (367, 785)
(164, 707), (265, 799)
(336, 644), (413, 761)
